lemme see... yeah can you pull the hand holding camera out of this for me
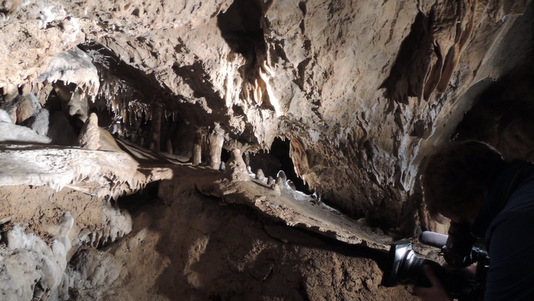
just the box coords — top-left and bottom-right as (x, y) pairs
(381, 222), (489, 301)
(413, 265), (451, 301)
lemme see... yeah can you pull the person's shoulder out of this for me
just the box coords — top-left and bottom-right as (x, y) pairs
(505, 162), (534, 210)
(487, 210), (534, 261)
(493, 209), (534, 226)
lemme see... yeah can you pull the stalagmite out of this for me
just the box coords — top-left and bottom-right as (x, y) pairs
(209, 123), (225, 169)
(192, 129), (203, 165)
(78, 113), (101, 150)
(256, 169), (266, 183)
(286, 179), (296, 190)
(68, 89), (88, 122)
(275, 170), (286, 186)
(246, 165), (254, 177)
(225, 148), (249, 181)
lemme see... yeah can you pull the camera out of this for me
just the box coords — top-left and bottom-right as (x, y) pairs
(381, 223), (489, 300)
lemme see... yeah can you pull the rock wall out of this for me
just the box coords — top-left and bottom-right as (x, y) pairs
(4, 0), (532, 228)
(1, 0), (533, 299)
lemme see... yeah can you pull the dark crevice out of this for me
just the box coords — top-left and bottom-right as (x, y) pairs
(116, 181), (162, 216)
(453, 64), (534, 161)
(221, 148), (232, 164)
(217, 0), (264, 58)
(298, 0), (306, 36)
(171, 61), (232, 123)
(217, 0), (266, 84)
(172, 62), (219, 103)
(380, 11), (433, 104)
(248, 137), (312, 194)
(298, 1), (307, 15)
(295, 58), (311, 90)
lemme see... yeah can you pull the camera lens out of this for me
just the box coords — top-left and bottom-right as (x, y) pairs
(381, 239), (427, 287)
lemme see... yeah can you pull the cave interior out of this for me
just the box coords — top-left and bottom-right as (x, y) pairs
(1, 0), (533, 300)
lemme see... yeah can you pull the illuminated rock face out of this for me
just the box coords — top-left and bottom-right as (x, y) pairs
(1, 0), (533, 299)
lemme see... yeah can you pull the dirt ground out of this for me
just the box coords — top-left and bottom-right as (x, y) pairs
(0, 177), (417, 300)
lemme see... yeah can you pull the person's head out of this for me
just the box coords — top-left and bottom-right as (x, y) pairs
(421, 140), (505, 223)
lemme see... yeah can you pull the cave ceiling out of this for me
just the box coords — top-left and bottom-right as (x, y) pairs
(1, 0), (534, 242)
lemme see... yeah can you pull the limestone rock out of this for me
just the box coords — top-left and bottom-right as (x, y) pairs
(0, 0), (534, 299)
(78, 113), (100, 150)
(226, 148), (249, 181)
(0, 109), (51, 144)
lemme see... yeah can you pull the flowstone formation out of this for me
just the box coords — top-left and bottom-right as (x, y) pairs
(1, 0), (533, 300)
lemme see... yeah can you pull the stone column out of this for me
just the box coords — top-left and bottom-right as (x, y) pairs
(209, 123), (225, 169)
(192, 129), (203, 165)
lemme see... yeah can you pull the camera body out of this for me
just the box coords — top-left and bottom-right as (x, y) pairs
(381, 223), (489, 301)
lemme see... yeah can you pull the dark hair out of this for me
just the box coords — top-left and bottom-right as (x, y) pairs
(421, 140), (505, 217)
